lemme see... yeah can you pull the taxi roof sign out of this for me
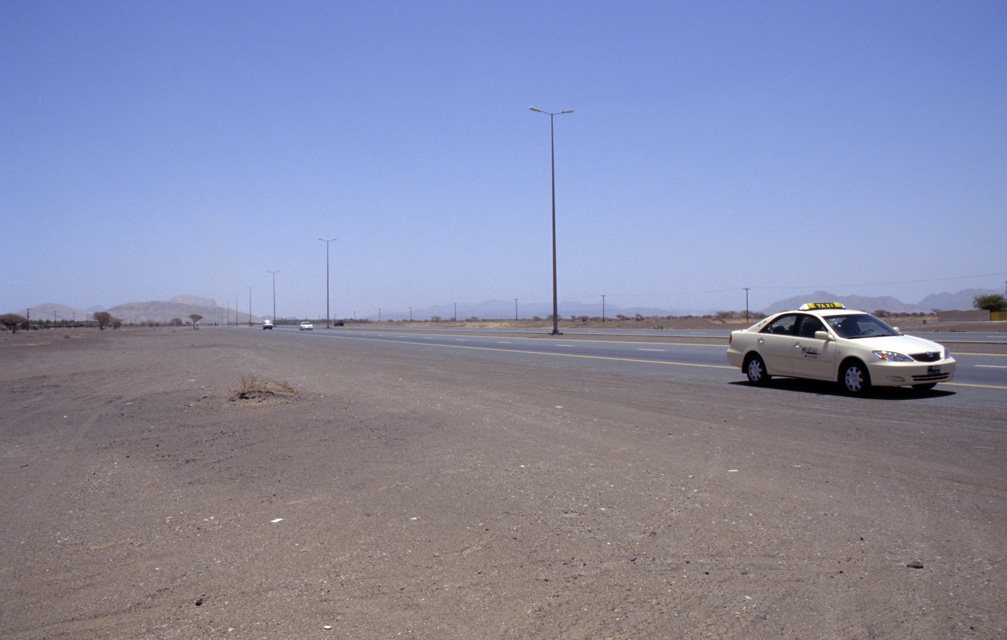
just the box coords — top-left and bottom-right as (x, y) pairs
(799, 302), (845, 310)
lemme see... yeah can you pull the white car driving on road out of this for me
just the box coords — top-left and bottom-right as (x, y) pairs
(299, 322), (313, 331)
(726, 302), (955, 394)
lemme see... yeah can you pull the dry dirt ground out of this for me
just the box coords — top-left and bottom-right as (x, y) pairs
(1, 327), (1004, 639)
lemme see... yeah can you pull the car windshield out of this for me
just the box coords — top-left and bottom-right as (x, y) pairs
(824, 314), (899, 339)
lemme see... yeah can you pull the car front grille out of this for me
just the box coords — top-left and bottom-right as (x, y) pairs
(912, 372), (951, 382)
(911, 352), (942, 362)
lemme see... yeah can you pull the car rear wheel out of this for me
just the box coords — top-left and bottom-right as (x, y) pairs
(744, 354), (770, 385)
(840, 360), (870, 395)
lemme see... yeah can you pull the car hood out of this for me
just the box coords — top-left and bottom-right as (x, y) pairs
(854, 334), (946, 355)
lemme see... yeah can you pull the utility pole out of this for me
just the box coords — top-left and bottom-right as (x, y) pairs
(744, 287), (751, 322)
(268, 270), (279, 322)
(247, 285), (254, 326)
(319, 237), (337, 328)
(601, 294), (606, 323)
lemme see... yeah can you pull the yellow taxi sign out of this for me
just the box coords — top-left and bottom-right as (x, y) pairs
(799, 302), (845, 310)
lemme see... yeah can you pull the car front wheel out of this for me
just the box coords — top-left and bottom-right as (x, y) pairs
(744, 354), (771, 385)
(840, 360), (870, 395)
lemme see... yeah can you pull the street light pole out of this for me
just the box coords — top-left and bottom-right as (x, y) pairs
(247, 285), (254, 326)
(601, 294), (606, 323)
(268, 270), (279, 322)
(319, 237), (337, 328)
(529, 106), (573, 335)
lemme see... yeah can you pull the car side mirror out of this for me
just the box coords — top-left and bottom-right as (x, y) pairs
(814, 330), (833, 341)
(892, 326), (901, 334)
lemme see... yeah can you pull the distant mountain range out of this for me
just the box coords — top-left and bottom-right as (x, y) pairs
(10, 289), (997, 324)
(13, 295), (258, 325)
(760, 289), (997, 315)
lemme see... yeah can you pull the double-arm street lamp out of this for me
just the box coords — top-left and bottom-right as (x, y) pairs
(319, 237), (337, 328)
(529, 106), (573, 335)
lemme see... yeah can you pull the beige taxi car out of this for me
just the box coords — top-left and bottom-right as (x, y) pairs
(726, 302), (955, 395)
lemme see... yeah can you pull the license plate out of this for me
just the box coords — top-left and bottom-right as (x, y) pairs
(928, 365), (941, 375)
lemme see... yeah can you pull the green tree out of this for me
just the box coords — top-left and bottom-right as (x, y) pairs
(973, 294), (1007, 313)
(1, 313), (27, 333)
(188, 314), (203, 328)
(93, 311), (112, 330)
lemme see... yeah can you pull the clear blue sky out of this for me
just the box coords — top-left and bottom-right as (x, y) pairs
(3, 1), (1005, 319)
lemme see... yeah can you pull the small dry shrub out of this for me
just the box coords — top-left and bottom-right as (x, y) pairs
(230, 374), (299, 402)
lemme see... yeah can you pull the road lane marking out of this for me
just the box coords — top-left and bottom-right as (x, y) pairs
(638, 348), (665, 352)
(328, 333), (736, 370)
(321, 333), (1007, 387)
(975, 364), (1007, 369)
(946, 382), (1007, 390)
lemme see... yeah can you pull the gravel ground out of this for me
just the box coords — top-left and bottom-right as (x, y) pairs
(1, 327), (1004, 639)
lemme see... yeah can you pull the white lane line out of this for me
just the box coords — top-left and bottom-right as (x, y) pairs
(554, 344), (575, 347)
(497, 341), (513, 344)
(976, 364), (1007, 369)
(638, 348), (666, 352)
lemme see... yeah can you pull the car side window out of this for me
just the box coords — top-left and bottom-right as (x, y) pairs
(797, 315), (825, 338)
(760, 314), (797, 336)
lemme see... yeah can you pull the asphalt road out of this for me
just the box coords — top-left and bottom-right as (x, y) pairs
(259, 326), (1007, 405)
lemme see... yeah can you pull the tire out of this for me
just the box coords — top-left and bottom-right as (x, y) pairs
(744, 354), (771, 386)
(839, 360), (870, 395)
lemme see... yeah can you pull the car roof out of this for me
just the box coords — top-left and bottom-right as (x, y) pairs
(749, 304), (867, 329)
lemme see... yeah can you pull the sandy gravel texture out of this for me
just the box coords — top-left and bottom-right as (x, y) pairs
(1, 327), (1004, 639)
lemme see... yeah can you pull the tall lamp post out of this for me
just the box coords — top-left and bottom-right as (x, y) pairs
(247, 285), (254, 327)
(529, 106), (573, 335)
(268, 270), (279, 322)
(319, 237), (337, 328)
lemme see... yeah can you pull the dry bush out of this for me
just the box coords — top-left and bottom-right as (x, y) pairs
(230, 374), (299, 402)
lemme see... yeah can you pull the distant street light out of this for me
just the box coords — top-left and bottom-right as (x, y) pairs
(515, 298), (519, 321)
(601, 294), (606, 323)
(319, 237), (337, 328)
(247, 285), (254, 326)
(235, 294), (239, 325)
(744, 287), (751, 322)
(529, 106), (573, 335)
(268, 270), (279, 322)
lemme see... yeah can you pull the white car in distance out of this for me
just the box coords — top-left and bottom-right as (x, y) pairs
(726, 302), (955, 395)
(299, 322), (313, 331)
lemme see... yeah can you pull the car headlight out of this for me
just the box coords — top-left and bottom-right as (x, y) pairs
(943, 348), (952, 359)
(872, 350), (913, 362)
